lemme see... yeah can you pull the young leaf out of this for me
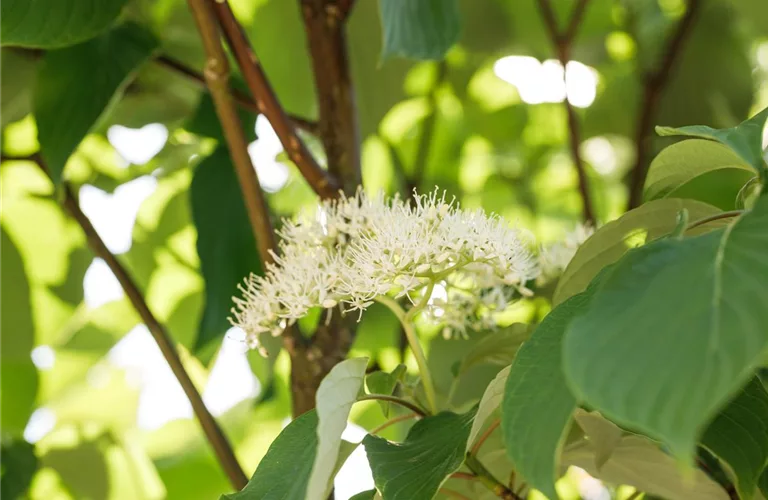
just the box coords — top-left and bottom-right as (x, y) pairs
(701, 377), (768, 500)
(1, 0), (130, 48)
(363, 409), (476, 500)
(553, 198), (721, 305)
(563, 195), (768, 463)
(366, 364), (407, 417)
(190, 146), (263, 363)
(572, 410), (622, 470)
(501, 290), (597, 500)
(466, 365), (508, 452)
(564, 435), (729, 500)
(33, 22), (158, 184)
(644, 139), (754, 201)
(379, 0), (461, 60)
(457, 323), (531, 375)
(656, 106), (768, 174)
(308, 357), (369, 500)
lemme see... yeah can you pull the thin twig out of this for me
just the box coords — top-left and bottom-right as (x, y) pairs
(627, 0), (703, 209)
(470, 419), (500, 457)
(154, 54), (319, 135)
(26, 154), (248, 490)
(625, 490), (642, 500)
(357, 394), (429, 417)
(370, 412), (419, 435)
(450, 472), (477, 481)
(209, 0), (341, 198)
(439, 488), (472, 500)
(409, 62), (447, 197)
(686, 210), (743, 231)
(536, 0), (596, 223)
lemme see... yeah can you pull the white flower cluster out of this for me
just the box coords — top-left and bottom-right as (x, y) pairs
(231, 189), (540, 349)
(538, 223), (594, 282)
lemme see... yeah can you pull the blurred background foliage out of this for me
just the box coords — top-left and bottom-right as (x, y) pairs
(1, 0), (767, 498)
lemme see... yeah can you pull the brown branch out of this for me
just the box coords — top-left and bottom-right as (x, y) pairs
(536, 0), (596, 224)
(154, 54), (319, 136)
(356, 395), (429, 417)
(25, 154), (248, 490)
(337, 0), (356, 22)
(209, 0), (341, 199)
(470, 419), (500, 457)
(370, 412), (419, 435)
(298, 0), (362, 195)
(626, 0), (702, 209)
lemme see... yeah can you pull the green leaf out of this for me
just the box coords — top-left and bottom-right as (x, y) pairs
(564, 434), (729, 500)
(656, 106), (768, 174)
(366, 364), (407, 418)
(466, 365), (508, 452)
(363, 409), (476, 500)
(349, 490), (377, 500)
(645, 139), (755, 201)
(223, 410), (317, 499)
(1, 0), (130, 48)
(1, 49), (38, 126)
(457, 323), (531, 375)
(379, 0), (461, 60)
(563, 195), (768, 462)
(553, 199), (721, 305)
(572, 410), (622, 470)
(501, 290), (597, 500)
(1, 436), (38, 500)
(0, 227), (38, 435)
(33, 22), (158, 185)
(760, 466), (768, 498)
(190, 146), (262, 363)
(308, 358), (369, 500)
(701, 377), (768, 500)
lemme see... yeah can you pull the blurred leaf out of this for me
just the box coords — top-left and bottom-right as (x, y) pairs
(564, 435), (728, 500)
(379, 0), (460, 60)
(0, 227), (38, 434)
(760, 467), (768, 498)
(190, 146), (262, 363)
(34, 22), (158, 184)
(572, 409), (622, 470)
(554, 198), (721, 305)
(308, 358), (368, 500)
(1, 436), (38, 500)
(701, 377), (768, 500)
(466, 365), (508, 452)
(667, 167), (757, 211)
(563, 196), (768, 462)
(645, 139), (754, 201)
(0, 0), (129, 48)
(457, 323), (531, 376)
(657, 106), (768, 175)
(187, 91), (256, 142)
(363, 408), (476, 500)
(501, 289), (597, 500)
(42, 438), (110, 499)
(366, 364), (407, 417)
(0, 49), (38, 126)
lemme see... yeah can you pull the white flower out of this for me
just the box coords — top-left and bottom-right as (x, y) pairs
(231, 188), (540, 349)
(538, 223), (594, 282)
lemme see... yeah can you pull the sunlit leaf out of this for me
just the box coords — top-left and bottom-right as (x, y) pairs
(363, 409), (476, 500)
(34, 22), (158, 184)
(1, 0), (130, 48)
(563, 195), (768, 462)
(366, 364), (407, 417)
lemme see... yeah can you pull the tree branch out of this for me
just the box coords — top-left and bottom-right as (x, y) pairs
(209, 0), (341, 199)
(536, 0), (596, 224)
(23, 154), (248, 490)
(154, 54), (319, 136)
(626, 0), (702, 209)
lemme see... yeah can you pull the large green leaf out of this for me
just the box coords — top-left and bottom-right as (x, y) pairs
(563, 195), (768, 462)
(308, 358), (369, 500)
(1, 0), (129, 48)
(0, 227), (38, 435)
(657, 106), (768, 175)
(457, 323), (530, 376)
(190, 146), (262, 363)
(363, 409), (476, 500)
(701, 377), (768, 500)
(760, 466), (768, 498)
(379, 0), (461, 60)
(1, 436), (38, 500)
(501, 290), (596, 500)
(645, 140), (755, 201)
(553, 199), (721, 305)
(466, 365), (508, 452)
(564, 434), (728, 500)
(33, 22), (158, 185)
